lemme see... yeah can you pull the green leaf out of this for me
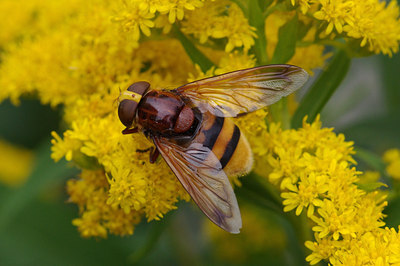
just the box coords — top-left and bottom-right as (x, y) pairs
(357, 182), (387, 192)
(354, 146), (392, 187)
(270, 15), (298, 64)
(291, 50), (351, 128)
(128, 219), (168, 264)
(0, 140), (78, 231)
(249, 0), (268, 64)
(296, 19), (310, 42)
(269, 98), (291, 129)
(0, 99), (61, 148)
(341, 114), (400, 150)
(355, 147), (387, 175)
(384, 196), (400, 228)
(380, 53), (400, 114)
(236, 173), (283, 214)
(260, 0), (275, 10)
(172, 25), (214, 72)
(0, 199), (135, 266)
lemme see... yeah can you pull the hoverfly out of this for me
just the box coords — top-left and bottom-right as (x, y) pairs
(117, 65), (308, 233)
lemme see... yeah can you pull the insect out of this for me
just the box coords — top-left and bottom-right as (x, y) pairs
(117, 65), (308, 233)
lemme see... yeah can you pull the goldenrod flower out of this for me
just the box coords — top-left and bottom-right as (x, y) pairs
(304, 0), (400, 56)
(291, 0), (314, 14)
(182, 2), (257, 52)
(281, 172), (327, 217)
(111, 1), (155, 40)
(384, 149), (400, 180)
(310, 227), (400, 265)
(343, 0), (400, 56)
(0, 0), (81, 45)
(67, 170), (142, 237)
(0, 139), (33, 186)
(264, 117), (396, 264)
(313, 0), (354, 34)
(0, 1), (399, 264)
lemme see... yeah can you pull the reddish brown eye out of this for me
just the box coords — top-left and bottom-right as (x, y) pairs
(118, 100), (137, 127)
(127, 81), (150, 94)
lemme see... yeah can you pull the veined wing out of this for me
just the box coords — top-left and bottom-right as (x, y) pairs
(176, 65), (308, 117)
(153, 137), (242, 233)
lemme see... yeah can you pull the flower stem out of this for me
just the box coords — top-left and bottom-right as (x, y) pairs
(172, 25), (214, 72)
(127, 218), (169, 264)
(269, 97), (291, 129)
(239, 173), (314, 262)
(282, 211), (313, 262)
(355, 146), (391, 185)
(238, 172), (283, 214)
(248, 0), (268, 64)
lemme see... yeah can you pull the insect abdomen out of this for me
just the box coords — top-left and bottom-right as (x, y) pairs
(194, 112), (253, 177)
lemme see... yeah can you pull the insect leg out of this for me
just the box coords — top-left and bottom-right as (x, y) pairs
(149, 147), (160, 164)
(136, 147), (151, 153)
(122, 127), (138, 134)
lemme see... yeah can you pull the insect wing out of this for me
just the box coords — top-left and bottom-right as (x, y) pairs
(176, 65), (308, 117)
(153, 137), (242, 233)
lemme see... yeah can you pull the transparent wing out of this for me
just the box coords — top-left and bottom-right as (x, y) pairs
(153, 137), (242, 233)
(176, 64), (308, 117)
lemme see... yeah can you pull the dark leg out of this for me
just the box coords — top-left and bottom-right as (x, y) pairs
(122, 127), (138, 135)
(149, 147), (160, 164)
(135, 146), (159, 163)
(136, 148), (151, 153)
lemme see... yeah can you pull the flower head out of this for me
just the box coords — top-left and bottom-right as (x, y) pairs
(0, 139), (33, 186)
(383, 148), (400, 180)
(0, 3), (399, 264)
(264, 117), (397, 264)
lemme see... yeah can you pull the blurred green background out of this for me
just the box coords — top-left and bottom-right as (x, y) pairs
(0, 49), (399, 266)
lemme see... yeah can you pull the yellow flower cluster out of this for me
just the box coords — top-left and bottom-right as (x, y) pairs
(0, 0), (81, 46)
(182, 1), (257, 52)
(307, 227), (400, 265)
(0, 0), (399, 244)
(67, 170), (141, 237)
(0, 139), (33, 187)
(51, 107), (191, 236)
(0, 0), (269, 237)
(265, 116), (399, 264)
(292, 0), (400, 56)
(384, 149), (400, 180)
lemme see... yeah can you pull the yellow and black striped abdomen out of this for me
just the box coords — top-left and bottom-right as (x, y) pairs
(193, 112), (253, 177)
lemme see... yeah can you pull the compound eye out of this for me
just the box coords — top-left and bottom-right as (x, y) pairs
(127, 81), (150, 95)
(118, 100), (137, 127)
(117, 81), (150, 128)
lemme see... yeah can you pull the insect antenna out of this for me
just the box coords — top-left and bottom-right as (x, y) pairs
(112, 86), (122, 109)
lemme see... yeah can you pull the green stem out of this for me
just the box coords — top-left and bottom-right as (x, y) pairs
(291, 49), (351, 128)
(269, 97), (291, 129)
(298, 39), (353, 58)
(238, 172), (283, 214)
(284, 211), (314, 262)
(127, 219), (168, 264)
(172, 25), (214, 72)
(263, 2), (289, 18)
(239, 173), (312, 255)
(248, 1), (268, 64)
(231, 0), (247, 14)
(354, 147), (391, 184)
